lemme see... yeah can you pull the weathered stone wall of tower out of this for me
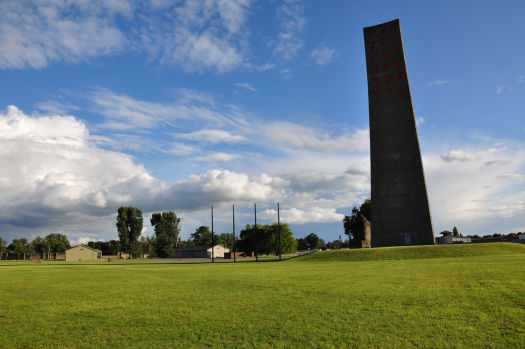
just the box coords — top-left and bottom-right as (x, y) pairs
(363, 19), (435, 247)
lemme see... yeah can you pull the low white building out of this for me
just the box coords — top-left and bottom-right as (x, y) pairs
(173, 245), (230, 258)
(436, 231), (471, 244)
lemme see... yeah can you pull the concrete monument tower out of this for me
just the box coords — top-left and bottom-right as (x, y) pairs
(363, 19), (435, 247)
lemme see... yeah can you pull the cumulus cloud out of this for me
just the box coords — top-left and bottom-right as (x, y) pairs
(174, 129), (246, 143)
(310, 46), (335, 65)
(264, 122), (369, 153)
(191, 152), (243, 162)
(273, 0), (306, 61)
(236, 83), (258, 91)
(441, 150), (480, 162)
(519, 75), (525, 83)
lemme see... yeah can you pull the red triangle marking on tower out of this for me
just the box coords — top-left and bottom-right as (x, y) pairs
(394, 60), (401, 69)
(369, 42), (376, 50)
(384, 75), (391, 84)
(371, 65), (378, 73)
(382, 63), (390, 72)
(372, 77), (380, 86)
(381, 51), (388, 59)
(393, 48), (399, 56)
(368, 30), (374, 39)
(373, 90), (381, 99)
(397, 85), (404, 94)
(385, 88), (393, 97)
(390, 24), (397, 34)
(379, 39), (386, 47)
(369, 53), (377, 62)
(395, 72), (403, 81)
(379, 27), (385, 37)
(391, 36), (398, 45)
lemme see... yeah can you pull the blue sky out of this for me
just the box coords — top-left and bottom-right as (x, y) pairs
(1, 0), (524, 245)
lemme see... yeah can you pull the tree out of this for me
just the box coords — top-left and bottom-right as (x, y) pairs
(219, 233), (235, 251)
(296, 238), (308, 250)
(318, 238), (327, 250)
(44, 233), (71, 252)
(0, 237), (8, 254)
(191, 226), (222, 246)
(452, 226), (459, 236)
(343, 198), (371, 246)
(150, 211), (181, 258)
(8, 238), (28, 253)
(140, 235), (156, 258)
(238, 223), (297, 255)
(31, 236), (48, 253)
(117, 206), (144, 259)
(305, 233), (320, 250)
(180, 237), (196, 248)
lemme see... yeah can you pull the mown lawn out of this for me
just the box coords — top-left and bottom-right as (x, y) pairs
(1, 245), (525, 348)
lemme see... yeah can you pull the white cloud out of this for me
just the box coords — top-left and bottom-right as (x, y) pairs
(191, 152), (243, 162)
(416, 117), (425, 126)
(72, 237), (104, 246)
(256, 63), (274, 71)
(260, 207), (344, 224)
(280, 68), (291, 74)
(273, 0), (306, 61)
(496, 86), (505, 94)
(0, 105), (164, 233)
(35, 101), (80, 115)
(174, 129), (246, 143)
(0, 0), (129, 70)
(0, 0), (252, 73)
(427, 80), (448, 86)
(310, 46), (335, 65)
(236, 83), (258, 91)
(264, 122), (369, 153)
(518, 75), (525, 83)
(441, 150), (480, 162)
(91, 88), (244, 130)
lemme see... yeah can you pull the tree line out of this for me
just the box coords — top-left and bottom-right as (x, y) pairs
(0, 234), (71, 255)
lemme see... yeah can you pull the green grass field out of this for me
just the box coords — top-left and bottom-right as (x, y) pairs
(1, 243), (525, 348)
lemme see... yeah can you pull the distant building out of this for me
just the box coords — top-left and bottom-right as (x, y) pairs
(173, 245), (229, 258)
(436, 231), (471, 244)
(65, 245), (102, 261)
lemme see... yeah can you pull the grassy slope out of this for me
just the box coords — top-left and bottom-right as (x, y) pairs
(293, 243), (525, 262)
(0, 246), (524, 348)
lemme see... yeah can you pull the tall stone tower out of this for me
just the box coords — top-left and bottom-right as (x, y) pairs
(363, 19), (435, 247)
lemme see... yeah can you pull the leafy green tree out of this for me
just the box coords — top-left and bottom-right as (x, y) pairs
(180, 237), (196, 248)
(238, 223), (297, 255)
(140, 235), (156, 258)
(318, 238), (327, 250)
(270, 223), (297, 254)
(8, 238), (28, 253)
(343, 198), (371, 246)
(305, 233), (320, 250)
(31, 236), (48, 253)
(44, 233), (71, 252)
(191, 226), (222, 246)
(452, 226), (459, 236)
(219, 233), (235, 251)
(0, 237), (8, 254)
(150, 211), (181, 258)
(296, 238), (308, 250)
(117, 206), (144, 259)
